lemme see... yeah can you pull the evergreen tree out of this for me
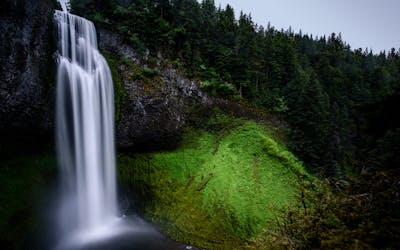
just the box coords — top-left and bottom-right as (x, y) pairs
(70, 0), (400, 176)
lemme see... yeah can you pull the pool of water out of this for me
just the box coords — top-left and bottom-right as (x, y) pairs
(27, 214), (198, 250)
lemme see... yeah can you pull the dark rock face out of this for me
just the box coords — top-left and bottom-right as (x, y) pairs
(0, 3), (210, 151)
(0, 0), (55, 147)
(98, 29), (211, 149)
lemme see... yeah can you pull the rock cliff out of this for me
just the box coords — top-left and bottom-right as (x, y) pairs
(98, 28), (211, 149)
(0, 0), (55, 147)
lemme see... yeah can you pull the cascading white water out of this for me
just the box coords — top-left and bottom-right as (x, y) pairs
(55, 0), (119, 244)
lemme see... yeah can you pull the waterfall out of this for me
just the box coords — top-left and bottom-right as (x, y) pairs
(54, 0), (119, 245)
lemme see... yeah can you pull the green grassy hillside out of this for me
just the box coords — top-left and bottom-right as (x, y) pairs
(118, 114), (308, 249)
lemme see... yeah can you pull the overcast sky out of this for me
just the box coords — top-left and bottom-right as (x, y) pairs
(214, 0), (400, 53)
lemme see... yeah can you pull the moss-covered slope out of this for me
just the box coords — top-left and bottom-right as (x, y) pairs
(118, 115), (308, 249)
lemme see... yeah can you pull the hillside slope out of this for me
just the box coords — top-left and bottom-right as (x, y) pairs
(118, 114), (308, 249)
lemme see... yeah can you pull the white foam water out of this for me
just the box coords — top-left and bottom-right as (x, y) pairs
(54, 0), (122, 248)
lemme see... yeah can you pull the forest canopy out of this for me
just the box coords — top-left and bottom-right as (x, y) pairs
(70, 0), (400, 177)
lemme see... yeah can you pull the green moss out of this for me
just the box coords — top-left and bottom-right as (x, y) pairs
(102, 53), (124, 122)
(142, 67), (160, 78)
(118, 116), (308, 249)
(146, 56), (158, 68)
(123, 61), (159, 83)
(0, 153), (56, 247)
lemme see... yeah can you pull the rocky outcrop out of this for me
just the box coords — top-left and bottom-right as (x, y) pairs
(98, 29), (211, 149)
(0, 0), (55, 145)
(0, 2), (211, 150)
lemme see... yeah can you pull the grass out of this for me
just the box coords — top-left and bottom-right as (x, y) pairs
(118, 115), (308, 249)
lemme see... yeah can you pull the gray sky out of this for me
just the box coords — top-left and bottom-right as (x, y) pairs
(214, 0), (400, 52)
